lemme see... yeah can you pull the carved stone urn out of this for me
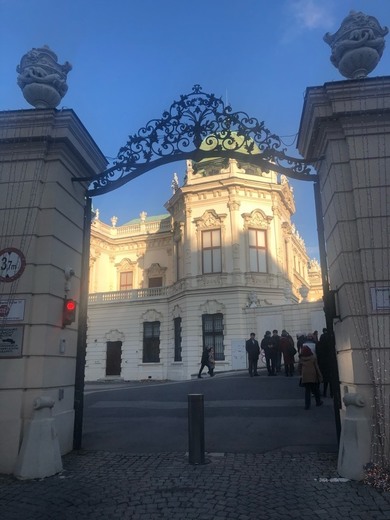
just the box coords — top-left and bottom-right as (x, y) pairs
(324, 11), (388, 79)
(17, 45), (72, 108)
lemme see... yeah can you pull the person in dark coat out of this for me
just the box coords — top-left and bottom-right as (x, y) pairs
(296, 333), (305, 354)
(198, 347), (214, 378)
(280, 330), (296, 376)
(298, 346), (323, 410)
(260, 331), (276, 376)
(208, 347), (215, 377)
(316, 328), (333, 397)
(245, 333), (260, 377)
(271, 330), (281, 373)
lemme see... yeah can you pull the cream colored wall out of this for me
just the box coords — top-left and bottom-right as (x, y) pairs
(0, 109), (106, 474)
(86, 293), (325, 381)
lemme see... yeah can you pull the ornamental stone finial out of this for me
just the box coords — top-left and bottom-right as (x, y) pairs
(17, 45), (72, 108)
(324, 11), (388, 79)
(171, 172), (179, 194)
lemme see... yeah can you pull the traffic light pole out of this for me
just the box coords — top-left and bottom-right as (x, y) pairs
(73, 196), (92, 450)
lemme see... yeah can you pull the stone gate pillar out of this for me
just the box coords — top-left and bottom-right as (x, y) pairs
(298, 77), (390, 472)
(0, 108), (106, 473)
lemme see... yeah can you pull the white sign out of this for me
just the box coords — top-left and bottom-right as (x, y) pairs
(231, 339), (247, 370)
(0, 299), (25, 321)
(0, 248), (26, 282)
(0, 326), (24, 358)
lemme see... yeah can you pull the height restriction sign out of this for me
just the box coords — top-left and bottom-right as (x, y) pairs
(0, 248), (26, 283)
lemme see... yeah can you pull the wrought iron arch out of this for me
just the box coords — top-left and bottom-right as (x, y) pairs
(76, 84), (317, 196)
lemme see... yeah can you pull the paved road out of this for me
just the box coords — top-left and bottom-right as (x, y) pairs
(2, 371), (390, 519)
(82, 371), (338, 454)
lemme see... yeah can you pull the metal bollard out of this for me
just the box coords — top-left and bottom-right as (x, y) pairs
(188, 394), (205, 465)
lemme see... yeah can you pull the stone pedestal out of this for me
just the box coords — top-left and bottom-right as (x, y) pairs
(298, 77), (390, 475)
(0, 108), (106, 474)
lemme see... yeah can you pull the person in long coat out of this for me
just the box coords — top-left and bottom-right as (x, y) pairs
(298, 346), (323, 410)
(198, 347), (214, 378)
(207, 347), (215, 377)
(280, 330), (296, 377)
(261, 331), (276, 376)
(245, 333), (260, 377)
(316, 328), (333, 397)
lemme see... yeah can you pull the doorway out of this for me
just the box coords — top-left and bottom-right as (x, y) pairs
(106, 341), (122, 376)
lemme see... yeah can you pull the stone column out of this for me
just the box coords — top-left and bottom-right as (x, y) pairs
(0, 109), (106, 474)
(298, 77), (390, 473)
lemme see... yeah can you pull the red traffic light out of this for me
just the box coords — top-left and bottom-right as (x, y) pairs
(62, 298), (77, 326)
(65, 300), (76, 312)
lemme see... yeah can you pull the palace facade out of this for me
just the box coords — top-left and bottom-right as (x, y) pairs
(85, 157), (324, 381)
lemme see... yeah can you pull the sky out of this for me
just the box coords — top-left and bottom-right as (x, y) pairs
(1, 0), (389, 260)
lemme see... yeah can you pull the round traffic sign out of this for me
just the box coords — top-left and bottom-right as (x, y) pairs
(0, 248), (26, 283)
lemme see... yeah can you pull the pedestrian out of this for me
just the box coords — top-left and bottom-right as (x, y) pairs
(302, 333), (317, 355)
(198, 346), (214, 378)
(271, 329), (281, 373)
(208, 347), (215, 377)
(280, 329), (296, 376)
(296, 333), (305, 354)
(261, 331), (276, 376)
(298, 346), (323, 410)
(245, 333), (260, 377)
(316, 328), (333, 398)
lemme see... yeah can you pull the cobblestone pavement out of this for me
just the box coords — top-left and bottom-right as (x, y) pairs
(1, 449), (390, 520)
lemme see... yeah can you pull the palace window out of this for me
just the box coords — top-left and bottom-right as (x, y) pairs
(143, 321), (160, 363)
(148, 276), (163, 288)
(174, 317), (182, 362)
(202, 313), (224, 360)
(249, 229), (267, 272)
(120, 271), (133, 290)
(202, 229), (221, 274)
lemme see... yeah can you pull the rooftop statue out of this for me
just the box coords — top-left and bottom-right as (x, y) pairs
(324, 11), (388, 79)
(17, 45), (72, 108)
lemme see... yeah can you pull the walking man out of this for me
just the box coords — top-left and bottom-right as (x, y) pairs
(246, 333), (260, 377)
(261, 330), (276, 376)
(198, 346), (214, 378)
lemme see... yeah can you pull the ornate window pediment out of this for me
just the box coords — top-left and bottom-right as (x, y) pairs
(241, 209), (272, 230)
(172, 304), (182, 319)
(194, 210), (226, 230)
(146, 263), (167, 278)
(116, 257), (137, 271)
(141, 309), (163, 322)
(199, 299), (225, 314)
(281, 221), (292, 237)
(105, 329), (125, 342)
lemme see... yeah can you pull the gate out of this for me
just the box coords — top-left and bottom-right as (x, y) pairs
(72, 85), (340, 447)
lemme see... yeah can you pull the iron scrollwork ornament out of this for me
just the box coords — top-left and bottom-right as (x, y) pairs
(82, 85), (315, 196)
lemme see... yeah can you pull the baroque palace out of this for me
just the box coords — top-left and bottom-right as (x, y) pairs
(85, 155), (324, 381)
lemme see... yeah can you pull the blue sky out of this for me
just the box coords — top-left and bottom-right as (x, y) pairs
(1, 0), (389, 260)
